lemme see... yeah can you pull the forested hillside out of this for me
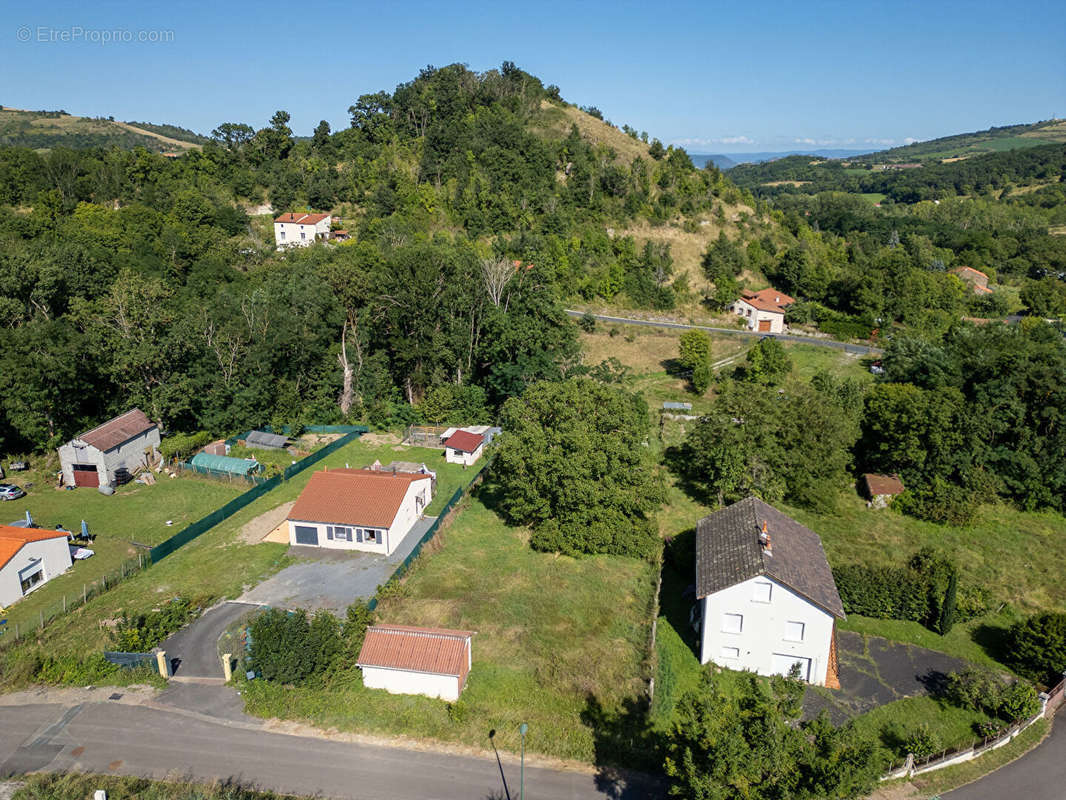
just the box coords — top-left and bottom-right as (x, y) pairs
(860, 118), (1066, 163)
(0, 62), (749, 453)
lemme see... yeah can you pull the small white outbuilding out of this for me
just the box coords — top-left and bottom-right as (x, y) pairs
(443, 430), (485, 467)
(357, 624), (474, 701)
(0, 525), (73, 607)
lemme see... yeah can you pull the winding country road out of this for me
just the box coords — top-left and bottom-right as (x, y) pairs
(565, 310), (884, 355)
(943, 715), (1065, 800)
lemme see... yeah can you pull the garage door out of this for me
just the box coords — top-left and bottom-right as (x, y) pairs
(293, 526), (319, 545)
(757, 319), (772, 333)
(771, 653), (811, 681)
(72, 464), (100, 487)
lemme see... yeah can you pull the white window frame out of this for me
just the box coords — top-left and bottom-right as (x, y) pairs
(720, 646), (740, 660)
(721, 613), (743, 634)
(784, 621), (806, 642)
(18, 561), (45, 595)
(752, 581), (772, 603)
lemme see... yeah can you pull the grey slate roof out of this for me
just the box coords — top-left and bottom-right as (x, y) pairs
(695, 496), (845, 618)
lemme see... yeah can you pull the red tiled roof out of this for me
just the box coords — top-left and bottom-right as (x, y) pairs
(863, 473), (905, 496)
(274, 213), (331, 225)
(0, 525), (68, 570)
(738, 288), (794, 313)
(287, 469), (429, 528)
(77, 409), (156, 452)
(357, 625), (474, 682)
(973, 284), (993, 295)
(950, 266), (988, 281)
(444, 430), (484, 453)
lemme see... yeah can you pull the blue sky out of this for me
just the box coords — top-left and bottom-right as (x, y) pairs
(6, 0), (1065, 152)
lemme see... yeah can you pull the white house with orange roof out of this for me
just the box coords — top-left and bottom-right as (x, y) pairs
(0, 526), (73, 607)
(731, 288), (795, 333)
(274, 212), (332, 249)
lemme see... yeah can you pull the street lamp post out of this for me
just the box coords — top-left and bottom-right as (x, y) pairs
(519, 722), (528, 800)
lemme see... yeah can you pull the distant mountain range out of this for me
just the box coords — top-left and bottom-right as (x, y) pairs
(689, 149), (874, 169)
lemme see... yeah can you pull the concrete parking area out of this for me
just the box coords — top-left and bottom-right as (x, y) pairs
(237, 516), (437, 614)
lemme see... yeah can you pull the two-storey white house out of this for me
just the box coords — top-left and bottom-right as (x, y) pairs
(730, 288), (794, 333)
(273, 212), (332, 249)
(695, 497), (844, 687)
(286, 468), (432, 555)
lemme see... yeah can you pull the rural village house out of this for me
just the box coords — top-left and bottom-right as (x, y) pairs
(286, 468), (432, 555)
(357, 624), (474, 701)
(0, 525), (73, 607)
(695, 497), (845, 687)
(950, 266), (993, 295)
(442, 429), (485, 467)
(273, 212), (331, 249)
(730, 288), (795, 333)
(862, 473), (905, 509)
(58, 409), (160, 489)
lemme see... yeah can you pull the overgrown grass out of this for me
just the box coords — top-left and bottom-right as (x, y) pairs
(850, 694), (996, 761)
(241, 498), (659, 765)
(12, 773), (310, 800)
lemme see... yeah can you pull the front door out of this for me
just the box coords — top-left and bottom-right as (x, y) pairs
(758, 319), (772, 333)
(72, 464), (100, 487)
(294, 525), (319, 545)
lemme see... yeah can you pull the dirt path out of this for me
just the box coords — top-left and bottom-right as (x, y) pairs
(239, 501), (294, 544)
(112, 121), (201, 150)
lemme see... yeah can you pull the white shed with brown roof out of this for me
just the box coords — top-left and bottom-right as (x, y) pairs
(57, 409), (160, 489)
(695, 497), (844, 687)
(357, 624), (474, 701)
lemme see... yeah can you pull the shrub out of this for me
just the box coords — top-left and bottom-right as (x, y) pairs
(905, 724), (941, 759)
(248, 608), (342, 685)
(159, 431), (214, 462)
(108, 597), (199, 652)
(578, 311), (597, 332)
(1008, 612), (1066, 686)
(818, 319), (874, 339)
(944, 667), (1041, 722)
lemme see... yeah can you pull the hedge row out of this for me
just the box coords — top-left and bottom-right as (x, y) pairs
(818, 319), (874, 340)
(833, 548), (958, 634)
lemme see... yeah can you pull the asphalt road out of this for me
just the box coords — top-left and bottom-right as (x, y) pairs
(0, 702), (656, 800)
(159, 601), (261, 678)
(565, 310), (884, 356)
(943, 714), (1065, 800)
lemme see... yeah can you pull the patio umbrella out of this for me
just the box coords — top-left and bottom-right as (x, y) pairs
(81, 520), (89, 538)
(25, 511), (32, 526)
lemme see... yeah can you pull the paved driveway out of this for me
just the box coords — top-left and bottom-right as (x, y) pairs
(803, 631), (972, 723)
(238, 516), (436, 614)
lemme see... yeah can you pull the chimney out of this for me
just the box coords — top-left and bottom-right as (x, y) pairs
(759, 520), (772, 556)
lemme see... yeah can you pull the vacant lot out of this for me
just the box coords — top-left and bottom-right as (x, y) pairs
(242, 498), (659, 765)
(1, 476), (244, 637)
(0, 434), (474, 659)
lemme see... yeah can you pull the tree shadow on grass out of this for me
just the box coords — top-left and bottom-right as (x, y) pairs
(660, 527), (699, 660)
(473, 477), (508, 517)
(971, 621), (1013, 666)
(581, 694), (669, 799)
(661, 444), (714, 509)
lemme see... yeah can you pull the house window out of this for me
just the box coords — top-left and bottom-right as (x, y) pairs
(752, 581), (772, 603)
(280, 230), (286, 241)
(19, 563), (44, 595)
(300, 231), (306, 241)
(329, 526), (353, 542)
(784, 621), (805, 642)
(360, 529), (378, 544)
(720, 646), (740, 660)
(721, 613), (743, 634)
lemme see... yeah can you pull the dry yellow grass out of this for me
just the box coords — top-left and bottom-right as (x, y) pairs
(1021, 118), (1066, 142)
(763, 180), (810, 187)
(537, 100), (652, 164)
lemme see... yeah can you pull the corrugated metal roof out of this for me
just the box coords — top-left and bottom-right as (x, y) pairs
(189, 452), (260, 475)
(357, 625), (473, 682)
(76, 409), (156, 452)
(245, 430), (288, 449)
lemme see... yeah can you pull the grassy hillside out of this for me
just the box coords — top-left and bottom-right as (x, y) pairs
(862, 119), (1066, 164)
(534, 99), (654, 164)
(0, 108), (202, 152)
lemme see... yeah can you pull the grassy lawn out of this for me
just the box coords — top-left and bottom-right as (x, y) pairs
(862, 192), (887, 204)
(241, 497), (659, 766)
(0, 476), (244, 638)
(850, 694), (994, 760)
(0, 433), (476, 662)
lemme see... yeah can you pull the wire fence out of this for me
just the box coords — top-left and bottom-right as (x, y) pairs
(176, 462), (268, 484)
(0, 553), (150, 648)
(367, 459), (492, 612)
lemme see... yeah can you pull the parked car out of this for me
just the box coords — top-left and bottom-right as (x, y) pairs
(0, 484), (26, 501)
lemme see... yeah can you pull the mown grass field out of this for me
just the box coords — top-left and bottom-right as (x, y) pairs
(242, 497), (659, 765)
(0, 434), (476, 660)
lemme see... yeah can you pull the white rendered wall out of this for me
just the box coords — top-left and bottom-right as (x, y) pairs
(360, 666), (461, 701)
(699, 575), (835, 685)
(0, 537), (73, 607)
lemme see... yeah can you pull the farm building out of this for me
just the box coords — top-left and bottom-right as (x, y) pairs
(862, 473), (905, 508)
(443, 430), (485, 466)
(188, 452), (261, 477)
(357, 624), (474, 701)
(286, 468), (432, 555)
(273, 212), (331, 249)
(244, 430), (288, 450)
(695, 497), (844, 687)
(0, 525), (73, 607)
(950, 266), (993, 295)
(58, 409), (160, 489)
(730, 288), (795, 333)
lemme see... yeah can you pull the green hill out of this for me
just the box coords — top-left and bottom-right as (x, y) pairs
(0, 108), (203, 152)
(862, 119), (1066, 164)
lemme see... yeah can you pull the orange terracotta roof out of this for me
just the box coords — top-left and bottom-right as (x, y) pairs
(287, 468), (429, 528)
(950, 266), (988, 281)
(973, 284), (993, 295)
(274, 213), (331, 225)
(77, 409), (155, 452)
(863, 473), (905, 496)
(444, 430), (484, 453)
(738, 288), (794, 313)
(357, 625), (474, 682)
(0, 525), (68, 570)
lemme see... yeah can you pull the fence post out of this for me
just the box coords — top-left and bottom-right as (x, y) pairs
(39, 610), (43, 627)
(63, 595), (66, 613)
(83, 584), (87, 604)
